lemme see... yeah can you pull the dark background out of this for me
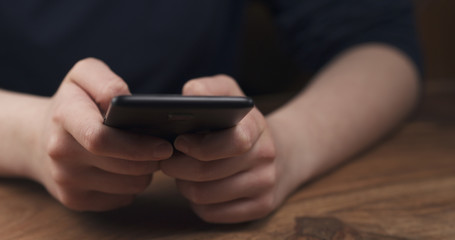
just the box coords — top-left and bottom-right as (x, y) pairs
(415, 0), (455, 80)
(241, 0), (455, 86)
(240, 0), (455, 112)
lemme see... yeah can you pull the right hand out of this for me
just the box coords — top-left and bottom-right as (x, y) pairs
(32, 58), (173, 211)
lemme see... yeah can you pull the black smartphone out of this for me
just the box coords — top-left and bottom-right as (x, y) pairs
(103, 95), (254, 138)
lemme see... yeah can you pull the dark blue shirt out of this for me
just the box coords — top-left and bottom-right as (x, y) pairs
(0, 0), (421, 96)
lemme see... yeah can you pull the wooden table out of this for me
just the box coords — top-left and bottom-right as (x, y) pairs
(1, 80), (454, 240)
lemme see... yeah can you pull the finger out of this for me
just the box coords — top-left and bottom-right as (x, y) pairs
(85, 169), (153, 194)
(161, 130), (275, 182)
(175, 163), (275, 205)
(54, 188), (135, 212)
(174, 108), (266, 161)
(47, 125), (160, 176)
(92, 157), (160, 176)
(54, 83), (173, 161)
(52, 164), (153, 195)
(191, 193), (277, 223)
(64, 57), (131, 112)
(161, 153), (251, 182)
(183, 74), (245, 97)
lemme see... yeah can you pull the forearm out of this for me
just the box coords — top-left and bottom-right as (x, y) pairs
(0, 89), (49, 179)
(267, 44), (420, 195)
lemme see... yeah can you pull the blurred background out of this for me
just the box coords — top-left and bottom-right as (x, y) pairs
(414, 0), (455, 122)
(240, 0), (455, 112)
(415, 0), (455, 81)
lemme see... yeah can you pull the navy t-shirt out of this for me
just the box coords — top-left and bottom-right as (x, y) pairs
(0, 0), (421, 96)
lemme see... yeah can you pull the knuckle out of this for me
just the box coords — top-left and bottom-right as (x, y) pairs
(78, 57), (100, 66)
(57, 190), (90, 211)
(258, 140), (276, 163)
(255, 195), (276, 218)
(214, 74), (233, 82)
(58, 192), (83, 211)
(193, 152), (212, 162)
(192, 162), (214, 182)
(72, 57), (99, 71)
(99, 79), (129, 99)
(259, 167), (276, 190)
(183, 79), (198, 92)
(46, 134), (67, 161)
(128, 176), (152, 193)
(183, 79), (208, 96)
(194, 166), (210, 182)
(50, 105), (64, 125)
(233, 126), (253, 155)
(81, 126), (104, 155)
(197, 211), (219, 223)
(187, 185), (203, 204)
(159, 161), (175, 177)
(181, 182), (207, 205)
(50, 166), (74, 188)
(125, 161), (157, 176)
(214, 74), (242, 94)
(183, 146), (210, 162)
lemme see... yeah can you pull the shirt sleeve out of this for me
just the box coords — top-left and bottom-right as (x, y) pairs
(263, 0), (423, 76)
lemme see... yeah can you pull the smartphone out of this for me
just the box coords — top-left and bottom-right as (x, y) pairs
(103, 95), (254, 138)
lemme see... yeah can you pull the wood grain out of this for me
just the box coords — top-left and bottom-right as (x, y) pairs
(1, 80), (454, 240)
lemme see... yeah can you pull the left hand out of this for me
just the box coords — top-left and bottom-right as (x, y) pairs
(160, 75), (280, 223)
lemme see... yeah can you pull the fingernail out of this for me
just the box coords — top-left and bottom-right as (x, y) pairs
(174, 136), (189, 153)
(154, 142), (173, 159)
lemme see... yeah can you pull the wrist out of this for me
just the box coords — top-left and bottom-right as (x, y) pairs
(266, 111), (317, 200)
(0, 90), (50, 180)
(27, 96), (52, 182)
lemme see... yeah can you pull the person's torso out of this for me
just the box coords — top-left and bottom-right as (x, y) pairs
(0, 0), (244, 96)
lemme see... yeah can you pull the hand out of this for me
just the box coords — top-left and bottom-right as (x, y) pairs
(32, 58), (173, 211)
(160, 75), (284, 223)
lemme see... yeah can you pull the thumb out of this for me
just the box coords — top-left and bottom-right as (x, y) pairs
(182, 74), (245, 97)
(64, 58), (131, 112)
